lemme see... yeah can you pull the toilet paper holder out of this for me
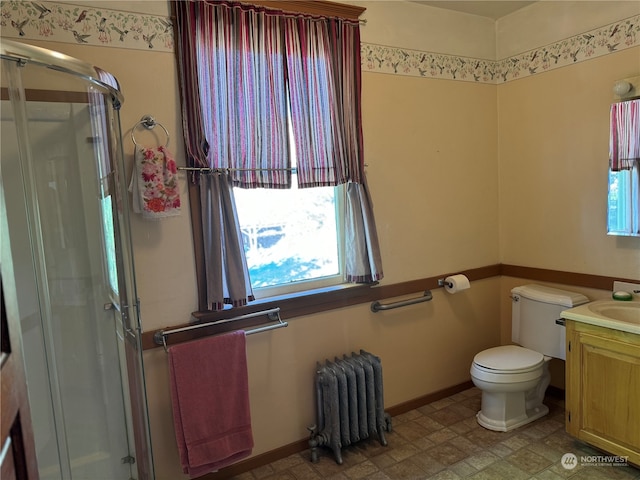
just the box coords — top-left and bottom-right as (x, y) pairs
(437, 274), (471, 294)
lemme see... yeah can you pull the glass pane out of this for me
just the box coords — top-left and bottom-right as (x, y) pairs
(608, 167), (640, 236)
(1, 62), (134, 479)
(234, 183), (340, 289)
(1, 69), (62, 479)
(101, 195), (119, 295)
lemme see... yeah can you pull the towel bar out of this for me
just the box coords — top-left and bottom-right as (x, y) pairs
(371, 290), (433, 312)
(154, 307), (287, 351)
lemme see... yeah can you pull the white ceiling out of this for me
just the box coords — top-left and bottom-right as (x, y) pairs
(54, 1), (538, 22)
(413, 1), (537, 20)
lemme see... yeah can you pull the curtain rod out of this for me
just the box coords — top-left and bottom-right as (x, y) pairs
(168, 13), (366, 25)
(178, 166), (295, 173)
(178, 165), (368, 173)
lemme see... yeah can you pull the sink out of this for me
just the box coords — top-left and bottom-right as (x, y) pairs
(587, 301), (640, 324)
(562, 300), (640, 334)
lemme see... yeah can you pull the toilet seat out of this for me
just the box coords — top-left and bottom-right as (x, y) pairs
(471, 345), (544, 384)
(473, 345), (544, 373)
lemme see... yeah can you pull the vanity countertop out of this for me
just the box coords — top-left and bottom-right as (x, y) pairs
(561, 299), (640, 335)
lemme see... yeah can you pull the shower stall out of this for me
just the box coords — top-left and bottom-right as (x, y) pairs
(1, 40), (154, 479)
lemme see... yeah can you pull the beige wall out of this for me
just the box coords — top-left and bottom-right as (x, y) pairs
(3, 1), (640, 478)
(363, 73), (499, 283)
(498, 47), (640, 279)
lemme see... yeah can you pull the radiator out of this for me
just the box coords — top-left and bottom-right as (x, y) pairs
(309, 350), (392, 464)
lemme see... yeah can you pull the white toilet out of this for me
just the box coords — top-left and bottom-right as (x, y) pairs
(470, 284), (589, 432)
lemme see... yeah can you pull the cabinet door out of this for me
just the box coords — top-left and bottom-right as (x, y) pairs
(566, 321), (640, 465)
(0, 276), (39, 479)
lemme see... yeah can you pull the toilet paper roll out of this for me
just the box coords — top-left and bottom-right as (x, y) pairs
(445, 274), (470, 294)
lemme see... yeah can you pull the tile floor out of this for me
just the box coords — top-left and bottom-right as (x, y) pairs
(233, 388), (640, 480)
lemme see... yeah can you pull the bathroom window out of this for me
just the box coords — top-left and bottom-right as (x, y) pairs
(175, 0), (381, 311)
(607, 98), (640, 236)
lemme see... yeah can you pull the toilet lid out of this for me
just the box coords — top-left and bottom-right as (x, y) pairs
(473, 345), (544, 372)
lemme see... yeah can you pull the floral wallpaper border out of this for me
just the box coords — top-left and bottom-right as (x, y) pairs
(1, 1), (638, 84)
(1, 1), (174, 51)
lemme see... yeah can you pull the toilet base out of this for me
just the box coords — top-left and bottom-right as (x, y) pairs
(477, 404), (549, 431)
(472, 356), (552, 432)
(476, 391), (549, 432)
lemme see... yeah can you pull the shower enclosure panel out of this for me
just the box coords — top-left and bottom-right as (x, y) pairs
(1, 41), (153, 479)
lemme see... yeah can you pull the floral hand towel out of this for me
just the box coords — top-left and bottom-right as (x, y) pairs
(131, 146), (181, 219)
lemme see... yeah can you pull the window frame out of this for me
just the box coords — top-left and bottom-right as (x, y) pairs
(184, 1), (366, 312)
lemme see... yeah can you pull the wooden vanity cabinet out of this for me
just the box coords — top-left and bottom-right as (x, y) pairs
(565, 320), (640, 466)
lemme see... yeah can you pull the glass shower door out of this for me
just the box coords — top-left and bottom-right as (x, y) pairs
(1, 49), (152, 479)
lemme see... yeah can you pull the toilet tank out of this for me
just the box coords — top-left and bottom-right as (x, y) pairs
(511, 284), (589, 360)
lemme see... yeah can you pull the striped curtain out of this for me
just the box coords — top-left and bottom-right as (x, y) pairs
(200, 173), (254, 309)
(174, 1), (209, 169)
(285, 14), (382, 282)
(610, 99), (640, 171)
(174, 0), (256, 310)
(285, 16), (364, 187)
(345, 180), (384, 282)
(197, 2), (292, 189)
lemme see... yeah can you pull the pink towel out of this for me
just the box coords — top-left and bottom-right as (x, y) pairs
(168, 331), (253, 478)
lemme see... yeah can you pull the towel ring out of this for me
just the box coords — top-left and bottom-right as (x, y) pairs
(131, 114), (170, 148)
